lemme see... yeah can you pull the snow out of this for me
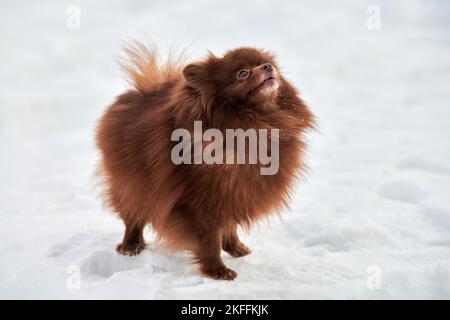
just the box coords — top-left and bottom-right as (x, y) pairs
(1, 0), (450, 299)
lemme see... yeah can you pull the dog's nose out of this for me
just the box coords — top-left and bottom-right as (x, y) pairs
(260, 63), (273, 73)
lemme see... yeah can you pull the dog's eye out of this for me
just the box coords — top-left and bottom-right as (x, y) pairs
(237, 70), (250, 80)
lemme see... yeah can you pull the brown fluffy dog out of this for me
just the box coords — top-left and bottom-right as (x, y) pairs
(96, 43), (314, 280)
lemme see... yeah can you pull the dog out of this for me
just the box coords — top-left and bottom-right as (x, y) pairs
(96, 43), (314, 280)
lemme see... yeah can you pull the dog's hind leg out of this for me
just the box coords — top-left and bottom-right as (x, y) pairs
(116, 219), (146, 256)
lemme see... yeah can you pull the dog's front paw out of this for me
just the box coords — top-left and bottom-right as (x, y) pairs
(116, 242), (145, 256)
(224, 243), (251, 258)
(201, 264), (237, 280)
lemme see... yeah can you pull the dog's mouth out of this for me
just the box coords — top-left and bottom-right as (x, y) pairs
(249, 77), (277, 96)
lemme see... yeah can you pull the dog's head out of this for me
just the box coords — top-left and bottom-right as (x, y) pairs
(183, 48), (281, 111)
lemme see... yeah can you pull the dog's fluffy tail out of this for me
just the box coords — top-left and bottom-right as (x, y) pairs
(118, 41), (185, 94)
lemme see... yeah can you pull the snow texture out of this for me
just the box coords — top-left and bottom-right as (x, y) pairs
(1, 0), (450, 299)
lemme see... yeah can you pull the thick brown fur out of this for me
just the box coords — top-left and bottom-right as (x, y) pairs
(96, 43), (315, 280)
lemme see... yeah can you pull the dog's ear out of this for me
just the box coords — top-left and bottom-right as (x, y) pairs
(183, 63), (207, 90)
(183, 54), (220, 112)
(183, 53), (220, 90)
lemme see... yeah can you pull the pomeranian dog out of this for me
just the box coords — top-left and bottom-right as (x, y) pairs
(96, 42), (314, 280)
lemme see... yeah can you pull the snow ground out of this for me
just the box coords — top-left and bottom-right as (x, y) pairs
(1, 0), (450, 299)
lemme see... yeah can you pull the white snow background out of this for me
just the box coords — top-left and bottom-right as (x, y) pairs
(1, 0), (450, 299)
